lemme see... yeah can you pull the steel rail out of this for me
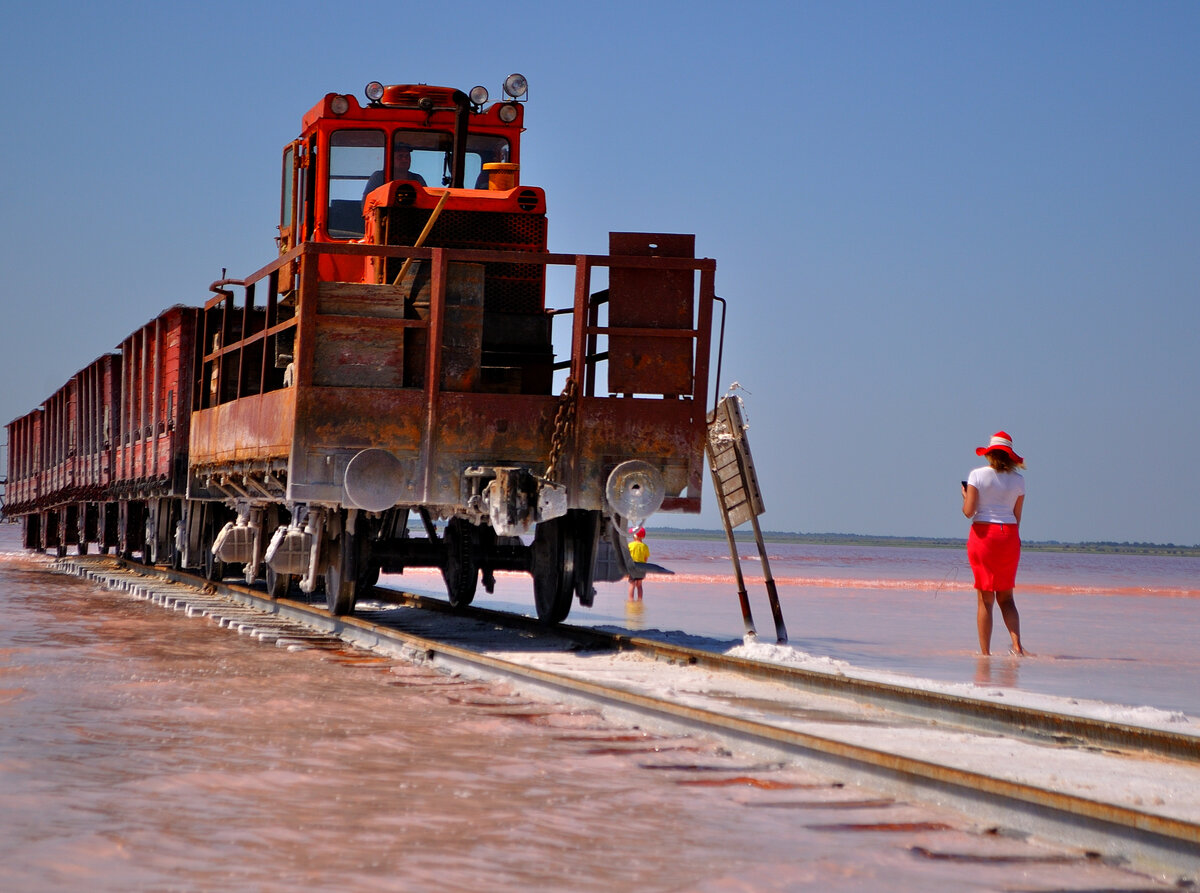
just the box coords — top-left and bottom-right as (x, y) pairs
(52, 556), (1200, 881)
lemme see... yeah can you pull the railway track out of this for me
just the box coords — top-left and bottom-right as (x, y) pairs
(51, 554), (1200, 884)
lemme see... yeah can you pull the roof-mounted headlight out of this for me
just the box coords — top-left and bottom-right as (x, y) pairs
(503, 73), (528, 100)
(498, 103), (519, 123)
(365, 81), (385, 103)
(469, 85), (489, 106)
(330, 94), (350, 115)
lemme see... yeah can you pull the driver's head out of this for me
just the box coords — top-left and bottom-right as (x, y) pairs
(393, 144), (413, 170)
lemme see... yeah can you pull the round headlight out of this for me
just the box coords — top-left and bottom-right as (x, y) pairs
(498, 103), (519, 123)
(365, 81), (385, 103)
(330, 94), (350, 115)
(469, 85), (489, 106)
(503, 73), (528, 99)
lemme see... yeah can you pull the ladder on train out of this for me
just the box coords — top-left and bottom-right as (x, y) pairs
(706, 395), (788, 644)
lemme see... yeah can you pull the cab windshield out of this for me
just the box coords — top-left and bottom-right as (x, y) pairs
(326, 129), (512, 240)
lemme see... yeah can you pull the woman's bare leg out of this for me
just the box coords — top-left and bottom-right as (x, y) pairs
(976, 590), (995, 655)
(996, 590), (1024, 654)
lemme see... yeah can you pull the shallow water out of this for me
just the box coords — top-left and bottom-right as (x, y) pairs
(0, 524), (1190, 890)
(440, 540), (1200, 716)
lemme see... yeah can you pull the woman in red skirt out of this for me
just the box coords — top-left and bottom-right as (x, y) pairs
(962, 432), (1026, 655)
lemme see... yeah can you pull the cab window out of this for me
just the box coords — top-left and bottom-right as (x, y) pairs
(464, 134), (511, 188)
(388, 130), (511, 189)
(327, 129), (385, 239)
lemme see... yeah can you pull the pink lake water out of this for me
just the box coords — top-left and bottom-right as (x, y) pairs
(1, 521), (1195, 890)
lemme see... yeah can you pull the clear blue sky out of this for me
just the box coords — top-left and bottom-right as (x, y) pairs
(2, 1), (1196, 545)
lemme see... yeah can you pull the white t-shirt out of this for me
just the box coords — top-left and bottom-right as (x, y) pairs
(967, 466), (1025, 524)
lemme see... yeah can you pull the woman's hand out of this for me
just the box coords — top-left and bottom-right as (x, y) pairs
(962, 483), (978, 519)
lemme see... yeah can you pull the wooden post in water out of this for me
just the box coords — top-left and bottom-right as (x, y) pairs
(706, 396), (787, 644)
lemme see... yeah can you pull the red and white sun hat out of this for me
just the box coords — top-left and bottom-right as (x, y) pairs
(975, 431), (1023, 463)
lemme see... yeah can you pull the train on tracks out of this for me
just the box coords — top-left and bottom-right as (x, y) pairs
(3, 74), (724, 623)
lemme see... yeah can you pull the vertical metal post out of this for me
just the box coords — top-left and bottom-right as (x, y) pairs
(706, 439), (757, 638)
(421, 247), (448, 500)
(749, 510), (787, 644)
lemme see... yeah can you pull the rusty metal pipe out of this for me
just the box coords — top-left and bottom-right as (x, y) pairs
(209, 267), (246, 295)
(712, 296), (727, 410)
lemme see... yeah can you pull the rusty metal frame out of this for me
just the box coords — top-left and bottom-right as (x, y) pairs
(190, 238), (719, 516)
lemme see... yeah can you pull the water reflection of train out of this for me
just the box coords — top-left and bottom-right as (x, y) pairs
(3, 74), (723, 624)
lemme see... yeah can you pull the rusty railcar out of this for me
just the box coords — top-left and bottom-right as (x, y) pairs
(111, 306), (199, 563)
(70, 352), (121, 554)
(40, 370), (78, 552)
(3, 305), (198, 559)
(3, 75), (724, 625)
(5, 409), (44, 544)
(5, 351), (120, 555)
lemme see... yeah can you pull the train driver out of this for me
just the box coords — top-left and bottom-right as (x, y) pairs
(363, 142), (427, 199)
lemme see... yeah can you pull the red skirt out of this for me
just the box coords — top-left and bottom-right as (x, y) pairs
(967, 522), (1021, 591)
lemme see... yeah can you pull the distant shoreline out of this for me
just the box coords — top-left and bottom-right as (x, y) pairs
(649, 528), (1200, 558)
(3, 516), (1193, 558)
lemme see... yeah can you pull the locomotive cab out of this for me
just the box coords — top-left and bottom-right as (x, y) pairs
(278, 79), (553, 396)
(278, 81), (530, 248)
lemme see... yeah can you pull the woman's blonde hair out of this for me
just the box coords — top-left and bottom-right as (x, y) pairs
(986, 449), (1025, 472)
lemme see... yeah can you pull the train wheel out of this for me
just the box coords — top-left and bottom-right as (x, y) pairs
(324, 532), (357, 616)
(204, 544), (225, 582)
(266, 565), (292, 600)
(531, 516), (575, 624)
(442, 518), (478, 608)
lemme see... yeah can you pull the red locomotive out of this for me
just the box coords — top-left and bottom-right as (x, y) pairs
(3, 75), (723, 623)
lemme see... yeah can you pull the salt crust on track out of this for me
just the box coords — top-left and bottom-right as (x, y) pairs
(466, 626), (1200, 827)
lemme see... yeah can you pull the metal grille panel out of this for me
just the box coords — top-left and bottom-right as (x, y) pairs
(384, 209), (547, 313)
